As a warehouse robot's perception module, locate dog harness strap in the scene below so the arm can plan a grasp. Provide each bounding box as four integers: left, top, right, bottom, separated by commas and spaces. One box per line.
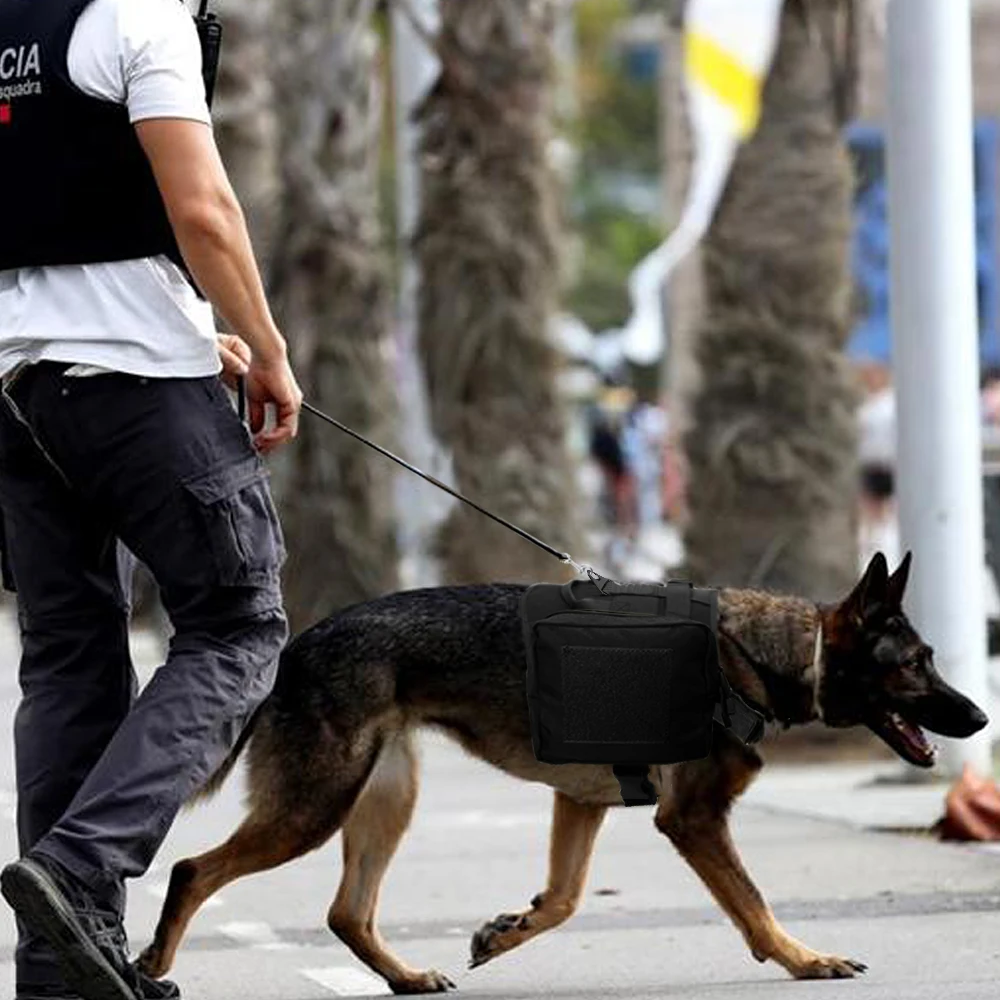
713, 672, 767, 746
666, 580, 692, 618
613, 765, 657, 806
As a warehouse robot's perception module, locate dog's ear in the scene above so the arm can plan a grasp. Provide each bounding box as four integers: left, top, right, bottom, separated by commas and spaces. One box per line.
886, 551, 912, 609
843, 552, 890, 622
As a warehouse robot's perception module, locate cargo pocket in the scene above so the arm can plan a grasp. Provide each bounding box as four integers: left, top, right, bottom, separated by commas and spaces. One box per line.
182, 455, 286, 585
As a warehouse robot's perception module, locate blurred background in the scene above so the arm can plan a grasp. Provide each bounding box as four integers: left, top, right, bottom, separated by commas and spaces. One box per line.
9, 7, 1000, 996
46, 0, 1000, 780
184, 0, 1000, 776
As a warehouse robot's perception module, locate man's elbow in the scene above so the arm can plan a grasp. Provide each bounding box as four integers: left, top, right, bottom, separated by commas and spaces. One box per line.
170, 191, 243, 250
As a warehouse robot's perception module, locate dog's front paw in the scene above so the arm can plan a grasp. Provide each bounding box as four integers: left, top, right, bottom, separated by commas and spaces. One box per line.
469, 911, 531, 968
793, 954, 868, 980
136, 942, 168, 979
390, 968, 456, 994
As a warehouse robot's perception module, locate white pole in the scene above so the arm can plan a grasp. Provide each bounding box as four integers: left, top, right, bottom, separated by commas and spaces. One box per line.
886, 0, 992, 774
391, 0, 440, 330
390, 0, 445, 587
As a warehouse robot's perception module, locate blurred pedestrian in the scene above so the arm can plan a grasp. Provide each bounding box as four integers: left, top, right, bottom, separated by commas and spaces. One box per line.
857, 363, 899, 569
622, 399, 667, 528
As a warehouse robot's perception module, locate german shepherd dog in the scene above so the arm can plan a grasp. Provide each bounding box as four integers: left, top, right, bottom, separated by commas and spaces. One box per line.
138, 552, 987, 993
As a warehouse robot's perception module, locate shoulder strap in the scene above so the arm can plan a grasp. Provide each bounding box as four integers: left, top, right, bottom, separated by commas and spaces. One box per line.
713, 670, 766, 745
192, 0, 223, 107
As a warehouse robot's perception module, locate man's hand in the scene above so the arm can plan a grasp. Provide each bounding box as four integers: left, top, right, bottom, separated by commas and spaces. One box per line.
244, 353, 304, 454
217, 334, 251, 388
217, 334, 302, 453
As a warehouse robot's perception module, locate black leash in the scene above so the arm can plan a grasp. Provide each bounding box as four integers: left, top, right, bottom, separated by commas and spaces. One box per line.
234, 376, 587, 574
301, 400, 589, 572
236, 375, 247, 424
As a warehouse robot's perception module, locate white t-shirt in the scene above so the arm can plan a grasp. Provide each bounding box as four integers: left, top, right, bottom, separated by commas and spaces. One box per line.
0, 0, 220, 379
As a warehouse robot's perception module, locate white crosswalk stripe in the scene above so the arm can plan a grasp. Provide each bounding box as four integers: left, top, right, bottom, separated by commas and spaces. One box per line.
301, 966, 390, 996
144, 880, 224, 909
217, 920, 295, 951
0, 789, 15, 822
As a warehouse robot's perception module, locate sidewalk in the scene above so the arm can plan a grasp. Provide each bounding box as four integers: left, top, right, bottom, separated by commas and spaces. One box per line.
748, 759, 1000, 845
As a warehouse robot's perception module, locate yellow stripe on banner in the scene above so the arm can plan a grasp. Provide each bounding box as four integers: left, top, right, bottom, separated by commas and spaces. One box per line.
685, 31, 762, 138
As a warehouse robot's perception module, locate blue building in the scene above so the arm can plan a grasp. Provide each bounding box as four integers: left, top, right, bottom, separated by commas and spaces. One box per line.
847, 121, 1000, 370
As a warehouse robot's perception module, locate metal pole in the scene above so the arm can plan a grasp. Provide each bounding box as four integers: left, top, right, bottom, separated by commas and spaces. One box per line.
886, 0, 992, 774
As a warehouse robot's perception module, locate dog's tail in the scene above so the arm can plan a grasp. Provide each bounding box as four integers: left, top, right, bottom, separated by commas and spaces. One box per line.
189, 700, 267, 805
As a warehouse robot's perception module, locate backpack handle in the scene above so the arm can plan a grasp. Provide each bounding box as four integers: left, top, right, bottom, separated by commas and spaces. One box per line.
597, 578, 693, 616
561, 578, 695, 619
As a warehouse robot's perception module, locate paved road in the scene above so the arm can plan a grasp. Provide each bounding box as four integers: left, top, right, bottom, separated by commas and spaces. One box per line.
1, 606, 1000, 999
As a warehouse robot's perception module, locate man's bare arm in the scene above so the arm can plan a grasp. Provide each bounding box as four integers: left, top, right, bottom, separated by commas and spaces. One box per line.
135, 118, 283, 362
135, 118, 301, 451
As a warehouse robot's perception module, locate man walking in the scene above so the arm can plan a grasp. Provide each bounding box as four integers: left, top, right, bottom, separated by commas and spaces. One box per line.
0, 0, 301, 997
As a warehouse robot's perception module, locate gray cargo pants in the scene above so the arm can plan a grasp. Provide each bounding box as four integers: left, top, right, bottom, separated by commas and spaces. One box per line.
0, 362, 288, 993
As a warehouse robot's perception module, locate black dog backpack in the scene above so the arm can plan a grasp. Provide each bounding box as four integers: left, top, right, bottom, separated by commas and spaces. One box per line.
521, 576, 766, 806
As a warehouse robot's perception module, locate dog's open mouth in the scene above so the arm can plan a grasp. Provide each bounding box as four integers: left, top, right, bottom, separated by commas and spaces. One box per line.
869, 710, 938, 768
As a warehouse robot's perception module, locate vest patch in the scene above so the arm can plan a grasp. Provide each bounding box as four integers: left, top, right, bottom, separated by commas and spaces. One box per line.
0, 0, 215, 274
0, 42, 43, 101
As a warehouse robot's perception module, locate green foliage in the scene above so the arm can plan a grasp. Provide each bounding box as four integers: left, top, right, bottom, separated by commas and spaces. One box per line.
566, 194, 662, 332
568, 0, 664, 333
580, 71, 661, 175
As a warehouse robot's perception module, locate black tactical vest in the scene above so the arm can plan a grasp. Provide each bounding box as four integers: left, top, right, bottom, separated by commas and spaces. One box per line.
0, 0, 217, 273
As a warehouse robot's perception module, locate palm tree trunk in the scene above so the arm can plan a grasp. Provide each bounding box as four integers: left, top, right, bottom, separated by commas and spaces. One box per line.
212, 0, 281, 274
415, 0, 580, 585
682, 0, 860, 601
269, 0, 399, 631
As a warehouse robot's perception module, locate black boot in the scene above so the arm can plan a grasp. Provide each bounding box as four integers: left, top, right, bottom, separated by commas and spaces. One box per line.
17, 968, 181, 1000
2, 855, 160, 1000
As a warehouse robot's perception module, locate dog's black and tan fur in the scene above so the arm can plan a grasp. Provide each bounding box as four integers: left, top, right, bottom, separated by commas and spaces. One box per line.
139, 552, 987, 993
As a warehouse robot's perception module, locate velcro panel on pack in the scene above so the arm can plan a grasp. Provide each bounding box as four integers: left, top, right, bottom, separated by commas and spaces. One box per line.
561, 646, 672, 744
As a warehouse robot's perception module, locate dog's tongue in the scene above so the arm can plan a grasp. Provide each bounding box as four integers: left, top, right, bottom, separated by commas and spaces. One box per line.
888, 711, 937, 766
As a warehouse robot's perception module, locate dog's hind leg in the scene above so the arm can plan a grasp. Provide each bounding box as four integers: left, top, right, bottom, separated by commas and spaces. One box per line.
138, 733, 381, 980
468, 790, 606, 970
657, 740, 867, 980
326, 730, 456, 995
138, 810, 345, 978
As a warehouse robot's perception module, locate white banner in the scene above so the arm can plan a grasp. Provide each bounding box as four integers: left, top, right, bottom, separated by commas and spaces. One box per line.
622, 0, 786, 365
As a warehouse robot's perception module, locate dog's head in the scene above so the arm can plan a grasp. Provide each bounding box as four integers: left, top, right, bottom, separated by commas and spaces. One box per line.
821, 552, 988, 767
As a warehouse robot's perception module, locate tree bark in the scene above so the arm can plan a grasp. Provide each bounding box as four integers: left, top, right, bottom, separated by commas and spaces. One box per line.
415, 0, 581, 585
681, 0, 860, 601
269, 0, 399, 631
212, 0, 281, 274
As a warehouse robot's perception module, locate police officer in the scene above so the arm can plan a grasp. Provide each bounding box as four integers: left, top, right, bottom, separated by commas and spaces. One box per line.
0, 0, 301, 997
